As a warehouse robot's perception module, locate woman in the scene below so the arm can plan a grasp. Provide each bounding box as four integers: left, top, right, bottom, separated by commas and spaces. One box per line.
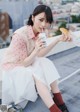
1, 5, 70, 112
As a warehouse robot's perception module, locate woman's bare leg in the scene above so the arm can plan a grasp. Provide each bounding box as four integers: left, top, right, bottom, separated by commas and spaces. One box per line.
50, 80, 64, 105
50, 80, 60, 93
34, 77, 54, 108
50, 80, 69, 112
34, 77, 62, 112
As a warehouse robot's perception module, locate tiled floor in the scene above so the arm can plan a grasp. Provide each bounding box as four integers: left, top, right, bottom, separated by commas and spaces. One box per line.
23, 47, 80, 112
60, 72, 80, 112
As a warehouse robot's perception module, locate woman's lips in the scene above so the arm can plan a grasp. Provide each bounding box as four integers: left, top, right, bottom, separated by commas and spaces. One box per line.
39, 28, 45, 32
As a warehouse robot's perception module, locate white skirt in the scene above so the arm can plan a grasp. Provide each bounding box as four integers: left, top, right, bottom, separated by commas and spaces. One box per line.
2, 57, 60, 105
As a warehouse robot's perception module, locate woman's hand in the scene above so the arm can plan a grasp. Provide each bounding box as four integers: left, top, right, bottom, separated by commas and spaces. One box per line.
58, 33, 72, 42
34, 38, 46, 53
59, 28, 72, 42
22, 38, 46, 66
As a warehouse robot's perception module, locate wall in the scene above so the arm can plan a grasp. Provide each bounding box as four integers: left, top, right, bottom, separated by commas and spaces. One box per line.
0, 0, 38, 31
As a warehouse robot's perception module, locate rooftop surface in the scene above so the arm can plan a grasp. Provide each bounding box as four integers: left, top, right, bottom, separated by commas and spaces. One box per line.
23, 47, 80, 112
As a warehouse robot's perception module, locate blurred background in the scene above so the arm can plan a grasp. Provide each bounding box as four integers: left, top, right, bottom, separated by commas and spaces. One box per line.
0, 1, 80, 111
0, 0, 80, 48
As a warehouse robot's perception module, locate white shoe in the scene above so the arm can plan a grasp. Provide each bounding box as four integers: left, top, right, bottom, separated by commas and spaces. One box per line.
8, 108, 16, 112
0, 105, 7, 112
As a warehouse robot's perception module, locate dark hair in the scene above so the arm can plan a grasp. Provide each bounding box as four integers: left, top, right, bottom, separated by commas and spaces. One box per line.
27, 5, 53, 26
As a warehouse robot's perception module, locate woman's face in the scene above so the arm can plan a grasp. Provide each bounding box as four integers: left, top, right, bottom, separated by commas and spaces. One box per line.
32, 12, 50, 34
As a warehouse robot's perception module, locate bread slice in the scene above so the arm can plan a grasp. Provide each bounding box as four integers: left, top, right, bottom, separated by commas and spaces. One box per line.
60, 28, 69, 35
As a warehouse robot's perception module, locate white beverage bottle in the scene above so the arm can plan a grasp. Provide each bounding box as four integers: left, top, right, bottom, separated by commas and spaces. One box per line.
38, 32, 47, 46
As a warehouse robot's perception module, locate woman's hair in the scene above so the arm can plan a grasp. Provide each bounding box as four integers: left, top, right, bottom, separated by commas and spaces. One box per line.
27, 5, 53, 26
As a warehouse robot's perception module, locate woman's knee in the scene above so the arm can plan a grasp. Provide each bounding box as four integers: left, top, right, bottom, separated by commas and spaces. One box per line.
32, 75, 39, 84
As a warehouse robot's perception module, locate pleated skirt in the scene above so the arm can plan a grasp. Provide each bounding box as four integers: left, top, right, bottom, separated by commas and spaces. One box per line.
2, 57, 60, 105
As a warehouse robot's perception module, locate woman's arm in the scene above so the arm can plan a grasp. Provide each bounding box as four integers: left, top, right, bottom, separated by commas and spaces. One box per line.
22, 49, 38, 67
37, 34, 71, 57
22, 38, 45, 67
37, 37, 60, 57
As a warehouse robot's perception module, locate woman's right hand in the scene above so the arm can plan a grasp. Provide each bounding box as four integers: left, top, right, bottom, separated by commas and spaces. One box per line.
22, 38, 46, 67
34, 38, 46, 53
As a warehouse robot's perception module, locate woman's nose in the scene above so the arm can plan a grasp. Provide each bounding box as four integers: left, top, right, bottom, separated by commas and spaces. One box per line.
42, 21, 46, 27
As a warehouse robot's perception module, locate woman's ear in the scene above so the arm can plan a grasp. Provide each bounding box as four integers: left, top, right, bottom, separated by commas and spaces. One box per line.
32, 15, 35, 22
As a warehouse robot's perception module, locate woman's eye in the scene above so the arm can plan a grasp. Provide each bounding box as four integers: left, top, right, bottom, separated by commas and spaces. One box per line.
39, 19, 44, 22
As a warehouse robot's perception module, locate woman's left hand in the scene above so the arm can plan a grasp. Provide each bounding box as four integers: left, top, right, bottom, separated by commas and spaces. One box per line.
58, 33, 72, 42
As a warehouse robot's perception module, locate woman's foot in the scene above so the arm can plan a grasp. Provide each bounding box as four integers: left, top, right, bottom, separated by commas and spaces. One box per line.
53, 92, 64, 106
53, 92, 69, 112
58, 103, 69, 112
49, 104, 62, 112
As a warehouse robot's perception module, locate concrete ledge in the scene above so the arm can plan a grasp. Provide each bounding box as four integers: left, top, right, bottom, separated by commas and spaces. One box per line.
46, 36, 75, 56
46, 30, 80, 56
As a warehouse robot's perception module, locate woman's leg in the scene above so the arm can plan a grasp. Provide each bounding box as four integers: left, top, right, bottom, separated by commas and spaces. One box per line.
50, 80, 64, 105
34, 77, 54, 108
50, 80, 69, 112
34, 77, 62, 112
50, 80, 60, 93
